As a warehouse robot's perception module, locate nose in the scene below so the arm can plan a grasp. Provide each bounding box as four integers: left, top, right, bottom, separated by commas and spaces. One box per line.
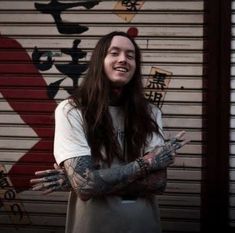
118, 52, 127, 63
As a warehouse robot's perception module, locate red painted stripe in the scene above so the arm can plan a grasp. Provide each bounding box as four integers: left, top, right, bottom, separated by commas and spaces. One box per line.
0, 35, 57, 191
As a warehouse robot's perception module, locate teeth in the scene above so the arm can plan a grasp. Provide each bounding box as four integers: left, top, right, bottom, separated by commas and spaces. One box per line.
115, 67, 128, 72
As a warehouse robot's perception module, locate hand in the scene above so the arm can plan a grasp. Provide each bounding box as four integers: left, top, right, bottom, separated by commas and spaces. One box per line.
30, 163, 71, 194
144, 131, 189, 170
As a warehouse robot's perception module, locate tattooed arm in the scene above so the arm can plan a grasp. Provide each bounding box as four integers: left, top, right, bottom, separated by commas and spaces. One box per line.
63, 131, 187, 201
63, 155, 139, 200
31, 131, 187, 198
123, 169, 167, 196
30, 164, 166, 196
31, 163, 166, 195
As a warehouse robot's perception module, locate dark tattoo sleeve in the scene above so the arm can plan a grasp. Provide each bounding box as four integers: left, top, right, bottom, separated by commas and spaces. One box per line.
63, 134, 186, 200
63, 156, 142, 200
144, 137, 183, 171
124, 169, 167, 196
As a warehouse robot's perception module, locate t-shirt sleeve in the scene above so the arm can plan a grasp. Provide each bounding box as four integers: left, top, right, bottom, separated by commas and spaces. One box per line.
53, 100, 91, 165
143, 105, 165, 154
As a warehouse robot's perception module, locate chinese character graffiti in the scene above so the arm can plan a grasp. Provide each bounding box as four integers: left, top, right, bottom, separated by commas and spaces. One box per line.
146, 71, 167, 90
0, 164, 31, 224
32, 39, 88, 98
114, 0, 145, 22
145, 91, 163, 107
144, 67, 172, 108
33, 0, 101, 99
121, 0, 140, 11
32, 47, 54, 71
35, 0, 100, 34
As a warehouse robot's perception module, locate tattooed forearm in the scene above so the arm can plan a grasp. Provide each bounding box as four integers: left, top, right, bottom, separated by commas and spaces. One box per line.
31, 163, 166, 196
125, 169, 167, 196
63, 156, 142, 200
63, 131, 188, 200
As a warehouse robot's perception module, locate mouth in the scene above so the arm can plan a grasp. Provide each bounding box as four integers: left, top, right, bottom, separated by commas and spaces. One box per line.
114, 67, 129, 73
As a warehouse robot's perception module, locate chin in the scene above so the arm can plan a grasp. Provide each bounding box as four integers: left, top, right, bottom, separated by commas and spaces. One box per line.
111, 82, 127, 87
111, 78, 131, 87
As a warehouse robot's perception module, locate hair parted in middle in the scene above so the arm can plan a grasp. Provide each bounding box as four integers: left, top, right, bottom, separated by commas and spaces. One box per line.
70, 31, 161, 165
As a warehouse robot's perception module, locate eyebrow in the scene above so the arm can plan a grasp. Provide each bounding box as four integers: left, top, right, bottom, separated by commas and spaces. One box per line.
109, 46, 135, 54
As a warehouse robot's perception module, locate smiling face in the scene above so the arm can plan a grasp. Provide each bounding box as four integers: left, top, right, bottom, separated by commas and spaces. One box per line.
104, 35, 136, 87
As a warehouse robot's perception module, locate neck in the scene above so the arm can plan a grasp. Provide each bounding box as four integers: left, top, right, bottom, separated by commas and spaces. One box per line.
109, 86, 124, 106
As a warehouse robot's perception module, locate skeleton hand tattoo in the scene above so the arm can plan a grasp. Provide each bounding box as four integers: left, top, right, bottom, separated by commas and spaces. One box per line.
30, 164, 71, 194
144, 130, 188, 171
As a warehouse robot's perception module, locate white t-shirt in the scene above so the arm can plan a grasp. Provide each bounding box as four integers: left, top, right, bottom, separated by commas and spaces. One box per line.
54, 99, 165, 233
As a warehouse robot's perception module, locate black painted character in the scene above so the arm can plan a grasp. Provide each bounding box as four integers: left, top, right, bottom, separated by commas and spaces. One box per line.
121, 0, 140, 11
35, 0, 100, 34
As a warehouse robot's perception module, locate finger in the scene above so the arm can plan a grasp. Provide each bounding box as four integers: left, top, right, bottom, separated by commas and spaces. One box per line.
54, 163, 62, 170
44, 175, 61, 182
30, 177, 46, 184
43, 181, 57, 189
30, 174, 60, 185
175, 130, 186, 140
35, 169, 60, 177
32, 180, 58, 191
32, 183, 44, 191
169, 138, 190, 154
53, 164, 65, 174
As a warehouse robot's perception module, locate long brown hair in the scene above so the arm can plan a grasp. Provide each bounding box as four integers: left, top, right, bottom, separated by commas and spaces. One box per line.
70, 31, 160, 165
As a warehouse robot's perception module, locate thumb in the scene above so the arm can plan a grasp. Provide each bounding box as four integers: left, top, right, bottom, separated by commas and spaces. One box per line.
54, 163, 60, 170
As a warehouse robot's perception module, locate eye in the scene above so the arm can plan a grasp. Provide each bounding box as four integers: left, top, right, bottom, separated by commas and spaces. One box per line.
110, 52, 118, 56
108, 49, 119, 56
127, 54, 135, 60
